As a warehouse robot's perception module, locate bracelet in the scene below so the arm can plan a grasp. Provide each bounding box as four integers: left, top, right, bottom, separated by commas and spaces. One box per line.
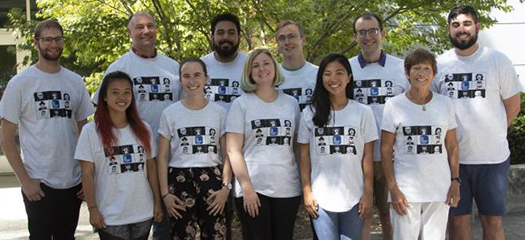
88, 205, 97, 210
162, 193, 170, 199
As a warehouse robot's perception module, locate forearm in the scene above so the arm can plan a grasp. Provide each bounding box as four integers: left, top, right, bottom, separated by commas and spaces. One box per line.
381, 146, 397, 190
362, 142, 374, 195
157, 136, 171, 195
298, 144, 313, 193
80, 163, 97, 208
147, 159, 162, 205
228, 151, 253, 190
1, 127, 31, 184
504, 93, 521, 127
219, 136, 232, 184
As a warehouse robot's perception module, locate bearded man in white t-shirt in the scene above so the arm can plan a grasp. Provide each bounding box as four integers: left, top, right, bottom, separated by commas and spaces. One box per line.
274, 20, 318, 111
0, 19, 94, 239
201, 13, 248, 111
433, 6, 523, 240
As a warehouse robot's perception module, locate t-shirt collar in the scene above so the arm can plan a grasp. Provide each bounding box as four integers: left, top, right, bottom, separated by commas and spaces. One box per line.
131, 47, 157, 59
358, 51, 386, 68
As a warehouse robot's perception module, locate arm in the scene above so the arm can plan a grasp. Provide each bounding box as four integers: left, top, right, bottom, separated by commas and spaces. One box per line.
0, 119, 44, 201
76, 119, 88, 135
298, 143, 318, 218
80, 160, 106, 229
359, 141, 374, 219
444, 129, 460, 207
146, 157, 163, 222
381, 130, 408, 215
157, 135, 185, 219
226, 132, 260, 217
504, 93, 521, 128
207, 135, 233, 215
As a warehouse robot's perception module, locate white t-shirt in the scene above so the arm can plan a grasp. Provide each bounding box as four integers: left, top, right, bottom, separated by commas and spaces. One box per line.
277, 62, 318, 111
433, 46, 523, 164
381, 93, 457, 202
201, 52, 248, 111
297, 101, 378, 212
74, 122, 156, 225
0, 65, 94, 189
349, 54, 409, 161
226, 92, 301, 198
92, 51, 182, 137
158, 101, 227, 168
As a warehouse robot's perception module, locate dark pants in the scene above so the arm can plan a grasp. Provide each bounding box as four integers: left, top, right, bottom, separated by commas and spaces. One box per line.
22, 183, 82, 240
235, 193, 300, 240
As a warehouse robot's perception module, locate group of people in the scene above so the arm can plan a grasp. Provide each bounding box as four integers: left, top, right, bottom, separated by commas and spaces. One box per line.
0, 4, 521, 240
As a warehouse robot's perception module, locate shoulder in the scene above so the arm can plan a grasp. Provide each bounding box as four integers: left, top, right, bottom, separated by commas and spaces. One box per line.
163, 101, 183, 114
60, 67, 83, 83
436, 48, 456, 63
82, 121, 97, 135
208, 101, 227, 114
279, 92, 300, 104
305, 61, 319, 71
106, 52, 132, 72
4, 66, 36, 87
157, 53, 180, 66
200, 52, 215, 63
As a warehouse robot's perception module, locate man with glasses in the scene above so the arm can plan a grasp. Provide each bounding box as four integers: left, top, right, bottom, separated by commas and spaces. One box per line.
0, 19, 93, 239
91, 12, 182, 240
348, 12, 408, 240
275, 20, 318, 111
433, 6, 522, 240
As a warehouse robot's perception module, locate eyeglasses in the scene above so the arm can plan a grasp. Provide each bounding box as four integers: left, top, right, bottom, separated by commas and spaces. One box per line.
36, 36, 64, 45
277, 34, 299, 43
355, 28, 380, 37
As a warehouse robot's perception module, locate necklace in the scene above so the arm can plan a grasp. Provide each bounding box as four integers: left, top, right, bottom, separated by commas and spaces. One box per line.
407, 90, 431, 111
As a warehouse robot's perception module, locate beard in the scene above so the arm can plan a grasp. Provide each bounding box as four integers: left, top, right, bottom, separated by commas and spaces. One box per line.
449, 31, 478, 50
37, 44, 62, 61
213, 40, 239, 58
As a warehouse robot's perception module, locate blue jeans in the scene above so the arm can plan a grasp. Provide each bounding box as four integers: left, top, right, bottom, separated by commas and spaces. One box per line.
313, 204, 363, 240
151, 202, 170, 240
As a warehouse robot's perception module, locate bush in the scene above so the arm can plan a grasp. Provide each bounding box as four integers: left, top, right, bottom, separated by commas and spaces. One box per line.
508, 93, 525, 165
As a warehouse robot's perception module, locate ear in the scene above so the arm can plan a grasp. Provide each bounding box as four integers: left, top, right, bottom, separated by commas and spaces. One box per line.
476, 22, 481, 32
380, 29, 386, 39
127, 27, 132, 38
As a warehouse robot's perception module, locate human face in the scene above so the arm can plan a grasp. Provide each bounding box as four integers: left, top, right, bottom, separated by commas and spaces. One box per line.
407, 62, 434, 91
34, 28, 64, 61
180, 62, 208, 96
251, 53, 276, 87
322, 61, 351, 98
448, 13, 480, 50
353, 18, 385, 55
212, 21, 240, 58
128, 14, 157, 50
105, 79, 133, 114
276, 24, 305, 58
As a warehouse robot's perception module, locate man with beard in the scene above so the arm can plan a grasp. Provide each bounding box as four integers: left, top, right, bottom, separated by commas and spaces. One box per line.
0, 19, 93, 239
92, 12, 181, 240
274, 20, 318, 111
201, 13, 248, 110
433, 6, 523, 240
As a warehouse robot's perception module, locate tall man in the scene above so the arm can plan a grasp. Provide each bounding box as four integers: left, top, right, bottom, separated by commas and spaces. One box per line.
348, 12, 409, 240
92, 12, 182, 240
274, 20, 318, 111
201, 13, 248, 111
0, 19, 94, 239
433, 6, 522, 240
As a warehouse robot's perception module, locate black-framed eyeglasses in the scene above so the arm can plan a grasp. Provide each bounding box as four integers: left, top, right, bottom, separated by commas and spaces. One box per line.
36, 36, 64, 44
355, 28, 380, 37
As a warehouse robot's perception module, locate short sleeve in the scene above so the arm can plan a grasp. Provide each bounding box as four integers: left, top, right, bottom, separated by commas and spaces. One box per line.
74, 125, 95, 162
225, 98, 245, 134
147, 125, 157, 159
496, 53, 524, 99
158, 109, 172, 139
219, 106, 227, 137
293, 101, 301, 135
446, 98, 458, 130
75, 82, 95, 121
362, 106, 379, 143
0, 79, 22, 124
381, 100, 397, 133
297, 108, 312, 144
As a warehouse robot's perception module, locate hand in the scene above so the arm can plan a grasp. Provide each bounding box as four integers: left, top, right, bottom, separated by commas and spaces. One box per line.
358, 193, 373, 219
206, 188, 229, 216
153, 202, 163, 222
390, 187, 409, 216
89, 208, 106, 229
446, 182, 461, 207
22, 179, 45, 202
242, 188, 261, 218
76, 188, 84, 200
303, 191, 319, 218
163, 194, 186, 219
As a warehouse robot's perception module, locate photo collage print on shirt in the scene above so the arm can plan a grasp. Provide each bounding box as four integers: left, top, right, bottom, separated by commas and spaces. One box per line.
177, 126, 218, 155
281, 87, 314, 110
133, 76, 174, 102
443, 72, 486, 99
105, 144, 146, 175
205, 78, 241, 103
353, 79, 396, 105
34, 91, 73, 119
252, 119, 293, 146
402, 125, 443, 155
314, 126, 358, 155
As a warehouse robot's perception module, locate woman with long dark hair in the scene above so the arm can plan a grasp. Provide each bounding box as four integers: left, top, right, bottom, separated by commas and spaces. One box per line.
298, 54, 377, 239
75, 71, 163, 240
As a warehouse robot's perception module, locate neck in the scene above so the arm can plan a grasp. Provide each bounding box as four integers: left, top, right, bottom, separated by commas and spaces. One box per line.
254, 85, 278, 103
182, 93, 208, 110
133, 45, 156, 58
35, 59, 61, 73
455, 43, 479, 57
407, 87, 432, 105
282, 55, 306, 70
214, 51, 238, 63
109, 111, 128, 128
330, 94, 349, 110
361, 49, 382, 63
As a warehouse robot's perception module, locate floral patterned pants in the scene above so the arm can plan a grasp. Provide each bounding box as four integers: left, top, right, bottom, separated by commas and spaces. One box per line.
167, 166, 227, 240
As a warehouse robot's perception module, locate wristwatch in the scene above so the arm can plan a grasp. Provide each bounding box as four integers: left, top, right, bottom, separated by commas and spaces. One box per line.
451, 177, 461, 183
222, 182, 233, 190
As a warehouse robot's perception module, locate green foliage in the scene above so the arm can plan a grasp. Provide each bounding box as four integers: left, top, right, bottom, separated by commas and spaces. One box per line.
508, 93, 525, 165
